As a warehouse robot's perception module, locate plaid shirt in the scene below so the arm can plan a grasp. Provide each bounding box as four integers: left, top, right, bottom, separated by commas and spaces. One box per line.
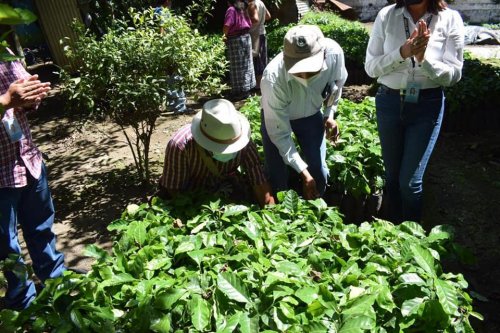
160, 124, 267, 191
0, 60, 42, 188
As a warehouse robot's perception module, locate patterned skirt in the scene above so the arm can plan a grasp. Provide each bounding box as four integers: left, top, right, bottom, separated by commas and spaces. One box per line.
226, 33, 256, 94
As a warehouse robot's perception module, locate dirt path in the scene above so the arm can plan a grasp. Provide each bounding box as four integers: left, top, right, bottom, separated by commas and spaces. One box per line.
29, 91, 194, 271
19, 88, 500, 333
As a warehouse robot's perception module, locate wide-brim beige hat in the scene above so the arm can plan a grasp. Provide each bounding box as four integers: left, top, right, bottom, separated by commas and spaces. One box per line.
283, 25, 325, 74
191, 99, 250, 154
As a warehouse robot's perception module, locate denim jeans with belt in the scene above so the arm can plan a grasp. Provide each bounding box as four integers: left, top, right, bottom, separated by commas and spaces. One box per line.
376, 85, 444, 222
0, 163, 65, 310
261, 110, 328, 196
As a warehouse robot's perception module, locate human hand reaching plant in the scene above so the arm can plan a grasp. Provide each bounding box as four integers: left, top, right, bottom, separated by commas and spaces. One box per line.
324, 117, 339, 144
301, 170, 319, 199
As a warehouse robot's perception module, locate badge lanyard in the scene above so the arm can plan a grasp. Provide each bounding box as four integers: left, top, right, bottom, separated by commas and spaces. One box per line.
403, 14, 433, 104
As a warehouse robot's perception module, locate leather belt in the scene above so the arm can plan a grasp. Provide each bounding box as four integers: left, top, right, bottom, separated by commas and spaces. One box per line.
379, 84, 443, 96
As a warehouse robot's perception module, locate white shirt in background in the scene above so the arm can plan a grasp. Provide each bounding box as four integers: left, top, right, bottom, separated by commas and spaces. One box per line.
365, 4, 465, 90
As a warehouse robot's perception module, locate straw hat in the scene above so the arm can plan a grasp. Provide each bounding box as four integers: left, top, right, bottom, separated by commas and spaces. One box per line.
191, 99, 250, 154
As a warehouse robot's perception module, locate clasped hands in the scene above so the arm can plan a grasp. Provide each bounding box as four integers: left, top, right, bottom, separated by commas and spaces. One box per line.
400, 19, 431, 63
0, 75, 51, 110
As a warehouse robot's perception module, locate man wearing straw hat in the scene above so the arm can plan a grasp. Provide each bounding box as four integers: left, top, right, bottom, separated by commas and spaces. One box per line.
260, 24, 348, 199
158, 99, 274, 207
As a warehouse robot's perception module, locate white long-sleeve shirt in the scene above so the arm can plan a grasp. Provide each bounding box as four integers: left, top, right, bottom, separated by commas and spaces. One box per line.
261, 38, 347, 174
365, 4, 464, 89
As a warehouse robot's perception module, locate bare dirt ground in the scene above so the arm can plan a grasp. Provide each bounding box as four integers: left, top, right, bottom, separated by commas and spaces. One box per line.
9, 80, 500, 332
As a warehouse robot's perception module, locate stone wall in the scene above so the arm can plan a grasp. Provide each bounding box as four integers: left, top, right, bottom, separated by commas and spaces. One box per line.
341, 0, 500, 23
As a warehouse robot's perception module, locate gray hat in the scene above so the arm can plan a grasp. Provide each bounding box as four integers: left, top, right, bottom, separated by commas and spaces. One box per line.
283, 25, 325, 74
191, 99, 250, 154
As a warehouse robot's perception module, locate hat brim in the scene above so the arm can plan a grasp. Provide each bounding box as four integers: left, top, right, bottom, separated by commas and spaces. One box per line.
284, 48, 325, 74
191, 111, 251, 154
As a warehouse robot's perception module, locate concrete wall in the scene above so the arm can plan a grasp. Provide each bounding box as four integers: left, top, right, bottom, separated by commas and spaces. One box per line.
342, 0, 500, 23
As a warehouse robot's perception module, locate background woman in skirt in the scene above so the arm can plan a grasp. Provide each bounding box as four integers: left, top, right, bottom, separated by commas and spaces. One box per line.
223, 0, 256, 100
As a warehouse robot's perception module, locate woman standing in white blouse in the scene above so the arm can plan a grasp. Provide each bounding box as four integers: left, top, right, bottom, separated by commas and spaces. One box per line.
365, 0, 464, 223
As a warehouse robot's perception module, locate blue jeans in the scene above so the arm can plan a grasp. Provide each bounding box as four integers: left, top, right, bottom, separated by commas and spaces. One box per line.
376, 85, 444, 222
0, 163, 65, 310
261, 110, 328, 196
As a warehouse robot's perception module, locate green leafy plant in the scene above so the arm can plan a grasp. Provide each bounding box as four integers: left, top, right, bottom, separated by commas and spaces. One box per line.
0, 192, 481, 331
61, 8, 227, 184
240, 96, 385, 200
266, 11, 370, 70
327, 97, 384, 198
445, 52, 500, 115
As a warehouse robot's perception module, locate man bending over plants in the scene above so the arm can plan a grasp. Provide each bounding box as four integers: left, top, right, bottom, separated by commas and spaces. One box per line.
0, 54, 66, 310
261, 25, 348, 199
158, 99, 275, 207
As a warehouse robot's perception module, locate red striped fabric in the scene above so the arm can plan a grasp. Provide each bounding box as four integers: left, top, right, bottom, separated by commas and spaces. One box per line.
159, 124, 267, 190
0, 60, 43, 188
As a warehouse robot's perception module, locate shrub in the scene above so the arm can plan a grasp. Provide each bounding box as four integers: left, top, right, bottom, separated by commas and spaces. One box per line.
299, 11, 369, 70
266, 11, 370, 73
0, 192, 480, 331
445, 52, 500, 115
62, 8, 227, 184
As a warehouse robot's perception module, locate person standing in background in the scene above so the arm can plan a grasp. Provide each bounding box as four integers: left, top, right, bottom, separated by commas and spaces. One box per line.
248, 0, 271, 89
365, 0, 464, 222
223, 0, 256, 101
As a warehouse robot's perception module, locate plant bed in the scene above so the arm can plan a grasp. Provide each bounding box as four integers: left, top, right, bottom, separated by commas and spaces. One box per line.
0, 192, 481, 331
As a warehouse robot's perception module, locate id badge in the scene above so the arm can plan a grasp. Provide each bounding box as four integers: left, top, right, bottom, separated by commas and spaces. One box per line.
2, 116, 24, 142
404, 80, 421, 104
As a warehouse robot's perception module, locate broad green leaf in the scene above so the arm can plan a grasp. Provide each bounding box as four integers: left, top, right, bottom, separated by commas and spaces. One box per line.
401, 297, 424, 317
339, 315, 375, 333
0, 4, 37, 25
127, 221, 147, 246
275, 261, 304, 276
69, 309, 84, 330
190, 294, 210, 331
98, 273, 135, 289
307, 300, 325, 317
223, 204, 249, 217
155, 288, 186, 310
273, 307, 291, 331
399, 273, 425, 285
295, 286, 319, 304
243, 220, 260, 240
239, 312, 259, 333
303, 321, 328, 333
279, 301, 296, 319
83, 244, 109, 262
375, 285, 395, 312
410, 244, 436, 277
342, 294, 376, 316
435, 278, 459, 315
399, 221, 426, 237
146, 257, 171, 271
217, 272, 251, 304
217, 311, 241, 333
150, 315, 171, 333
282, 190, 299, 213
297, 237, 315, 248
175, 241, 195, 255
191, 220, 208, 234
